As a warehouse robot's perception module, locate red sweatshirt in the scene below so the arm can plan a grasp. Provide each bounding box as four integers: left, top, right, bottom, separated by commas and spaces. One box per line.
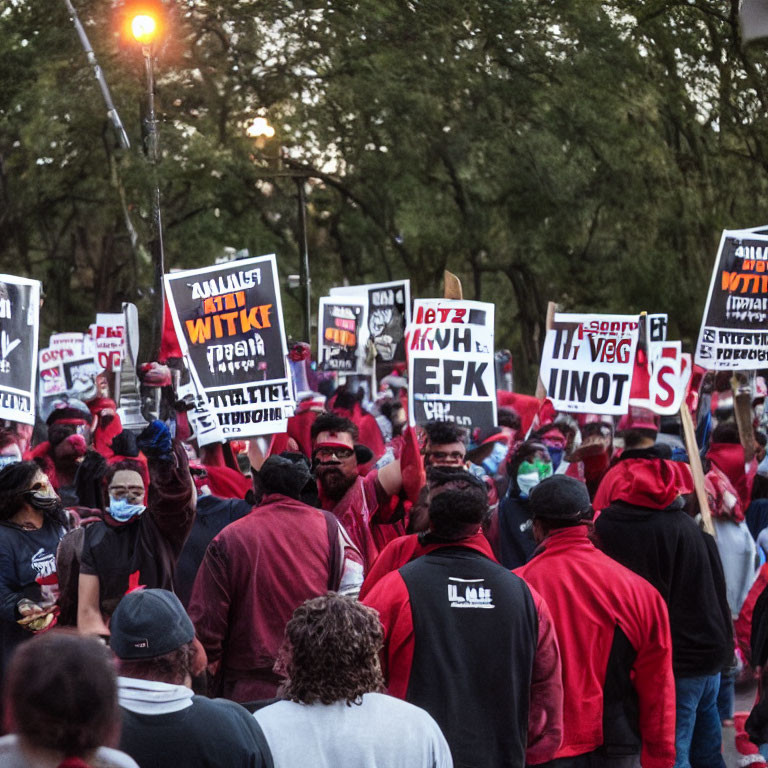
516, 526, 675, 768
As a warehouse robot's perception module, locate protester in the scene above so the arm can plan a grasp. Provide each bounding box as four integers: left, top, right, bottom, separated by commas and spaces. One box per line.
1, 631, 138, 768
310, 412, 408, 569
516, 475, 676, 768
497, 438, 553, 568
27, 402, 91, 505
254, 594, 453, 767
359, 466, 492, 600
363, 485, 563, 766
173, 474, 253, 608
189, 455, 364, 701
111, 589, 273, 767
0, 461, 68, 677
77, 421, 195, 635
0, 428, 21, 470
593, 422, 732, 768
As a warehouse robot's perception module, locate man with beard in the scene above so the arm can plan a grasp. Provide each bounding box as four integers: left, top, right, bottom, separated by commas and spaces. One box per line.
311, 413, 407, 571
0, 461, 69, 678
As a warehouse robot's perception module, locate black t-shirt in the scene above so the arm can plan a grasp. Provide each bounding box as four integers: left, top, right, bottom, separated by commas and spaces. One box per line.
120, 696, 273, 768
80, 513, 177, 617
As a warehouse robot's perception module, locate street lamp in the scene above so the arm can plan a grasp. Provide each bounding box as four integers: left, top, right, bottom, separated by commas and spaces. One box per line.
246, 117, 312, 345
130, 7, 165, 363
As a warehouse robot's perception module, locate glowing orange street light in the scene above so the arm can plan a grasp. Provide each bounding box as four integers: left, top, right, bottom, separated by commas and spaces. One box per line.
131, 13, 157, 45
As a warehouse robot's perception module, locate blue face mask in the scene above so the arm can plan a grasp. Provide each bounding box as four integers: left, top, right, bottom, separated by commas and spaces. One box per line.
482, 442, 508, 477
108, 496, 146, 523
547, 447, 564, 471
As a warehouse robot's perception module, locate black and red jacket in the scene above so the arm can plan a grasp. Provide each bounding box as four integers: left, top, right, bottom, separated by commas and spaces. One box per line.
363, 538, 563, 766
593, 447, 732, 679
516, 526, 675, 768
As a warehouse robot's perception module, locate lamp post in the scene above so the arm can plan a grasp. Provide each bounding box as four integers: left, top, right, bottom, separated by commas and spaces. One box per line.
246, 117, 312, 344
131, 11, 165, 362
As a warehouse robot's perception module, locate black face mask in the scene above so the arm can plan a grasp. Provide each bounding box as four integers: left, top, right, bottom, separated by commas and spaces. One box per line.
25, 491, 60, 511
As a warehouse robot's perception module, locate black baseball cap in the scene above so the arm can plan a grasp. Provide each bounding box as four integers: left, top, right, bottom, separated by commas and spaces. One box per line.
110, 589, 195, 660
529, 474, 592, 523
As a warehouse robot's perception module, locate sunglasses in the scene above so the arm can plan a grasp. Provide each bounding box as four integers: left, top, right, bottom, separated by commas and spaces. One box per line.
315, 446, 355, 461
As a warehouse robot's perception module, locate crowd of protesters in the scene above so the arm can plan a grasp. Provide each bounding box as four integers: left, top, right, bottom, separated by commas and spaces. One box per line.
1, 355, 768, 768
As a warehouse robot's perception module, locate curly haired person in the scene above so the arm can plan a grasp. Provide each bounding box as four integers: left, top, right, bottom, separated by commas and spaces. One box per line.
253, 593, 452, 767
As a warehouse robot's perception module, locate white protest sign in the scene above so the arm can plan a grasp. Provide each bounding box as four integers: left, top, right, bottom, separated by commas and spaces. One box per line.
408, 299, 496, 431
630, 341, 692, 416
91, 313, 125, 371
539, 313, 639, 415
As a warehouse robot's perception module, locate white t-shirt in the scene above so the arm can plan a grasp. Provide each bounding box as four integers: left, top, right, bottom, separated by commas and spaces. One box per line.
253, 692, 453, 768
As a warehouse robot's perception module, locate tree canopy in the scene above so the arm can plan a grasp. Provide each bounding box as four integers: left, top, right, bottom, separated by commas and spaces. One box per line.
1, 0, 768, 388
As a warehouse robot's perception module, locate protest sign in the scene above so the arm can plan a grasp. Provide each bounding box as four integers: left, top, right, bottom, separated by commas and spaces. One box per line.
0, 275, 40, 425
629, 314, 691, 415
318, 296, 366, 373
696, 229, 768, 369
91, 313, 125, 371
539, 313, 639, 415
330, 279, 410, 375
49, 332, 86, 354
165, 254, 294, 439
408, 299, 497, 431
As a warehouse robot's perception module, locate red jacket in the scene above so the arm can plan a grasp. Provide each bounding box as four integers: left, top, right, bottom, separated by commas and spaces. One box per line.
363, 538, 563, 766
188, 492, 363, 702
516, 526, 675, 768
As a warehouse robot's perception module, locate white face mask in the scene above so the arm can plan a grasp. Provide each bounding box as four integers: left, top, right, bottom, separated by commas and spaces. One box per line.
516, 472, 540, 499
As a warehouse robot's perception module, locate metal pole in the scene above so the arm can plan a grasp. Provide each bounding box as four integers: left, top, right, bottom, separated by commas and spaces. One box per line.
141, 45, 165, 362
62, 0, 130, 150
295, 176, 311, 344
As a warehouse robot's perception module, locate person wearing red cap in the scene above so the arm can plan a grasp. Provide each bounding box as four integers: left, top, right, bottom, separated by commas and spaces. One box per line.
593, 407, 732, 768
516, 475, 675, 768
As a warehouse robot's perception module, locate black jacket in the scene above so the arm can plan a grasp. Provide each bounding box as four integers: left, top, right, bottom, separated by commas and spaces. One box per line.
595, 497, 732, 678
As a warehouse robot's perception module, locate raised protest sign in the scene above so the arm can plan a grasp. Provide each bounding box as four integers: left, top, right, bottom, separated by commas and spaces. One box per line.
91, 313, 125, 371
629, 314, 691, 415
539, 313, 639, 415
165, 254, 294, 439
318, 296, 366, 373
0, 275, 40, 425
696, 229, 768, 369
408, 299, 497, 431
330, 279, 410, 375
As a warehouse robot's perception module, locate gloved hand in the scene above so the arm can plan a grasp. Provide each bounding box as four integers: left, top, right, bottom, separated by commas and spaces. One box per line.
137, 420, 173, 461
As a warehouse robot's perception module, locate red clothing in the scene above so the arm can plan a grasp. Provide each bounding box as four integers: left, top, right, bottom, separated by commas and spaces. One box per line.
516, 526, 675, 768
203, 464, 252, 500
736, 561, 768, 664
363, 540, 563, 766
593, 455, 693, 513
324, 471, 399, 571
707, 441, 755, 512
188, 492, 363, 702
359, 530, 495, 600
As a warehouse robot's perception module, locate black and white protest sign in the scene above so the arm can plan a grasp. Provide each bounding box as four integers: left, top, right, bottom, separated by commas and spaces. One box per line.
0, 275, 40, 425
408, 299, 497, 431
165, 254, 294, 438
318, 297, 366, 373
696, 229, 768, 369
539, 313, 639, 415
330, 280, 410, 375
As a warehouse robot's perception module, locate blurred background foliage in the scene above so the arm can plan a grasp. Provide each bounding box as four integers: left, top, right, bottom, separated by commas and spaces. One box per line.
2, 0, 768, 389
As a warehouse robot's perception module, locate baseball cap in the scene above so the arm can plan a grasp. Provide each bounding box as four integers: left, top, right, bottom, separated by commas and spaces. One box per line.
110, 589, 195, 660
529, 474, 592, 523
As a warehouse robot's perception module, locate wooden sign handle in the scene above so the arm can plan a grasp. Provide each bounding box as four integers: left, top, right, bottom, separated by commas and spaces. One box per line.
443, 270, 463, 300
680, 405, 715, 536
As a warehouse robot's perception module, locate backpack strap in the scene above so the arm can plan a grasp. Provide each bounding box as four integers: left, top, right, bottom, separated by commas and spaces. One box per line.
320, 508, 344, 592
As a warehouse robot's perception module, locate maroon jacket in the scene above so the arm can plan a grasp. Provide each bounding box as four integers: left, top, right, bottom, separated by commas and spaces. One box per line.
189, 493, 363, 702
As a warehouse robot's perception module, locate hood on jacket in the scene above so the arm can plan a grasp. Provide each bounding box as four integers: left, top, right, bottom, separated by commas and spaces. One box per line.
595, 455, 693, 511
